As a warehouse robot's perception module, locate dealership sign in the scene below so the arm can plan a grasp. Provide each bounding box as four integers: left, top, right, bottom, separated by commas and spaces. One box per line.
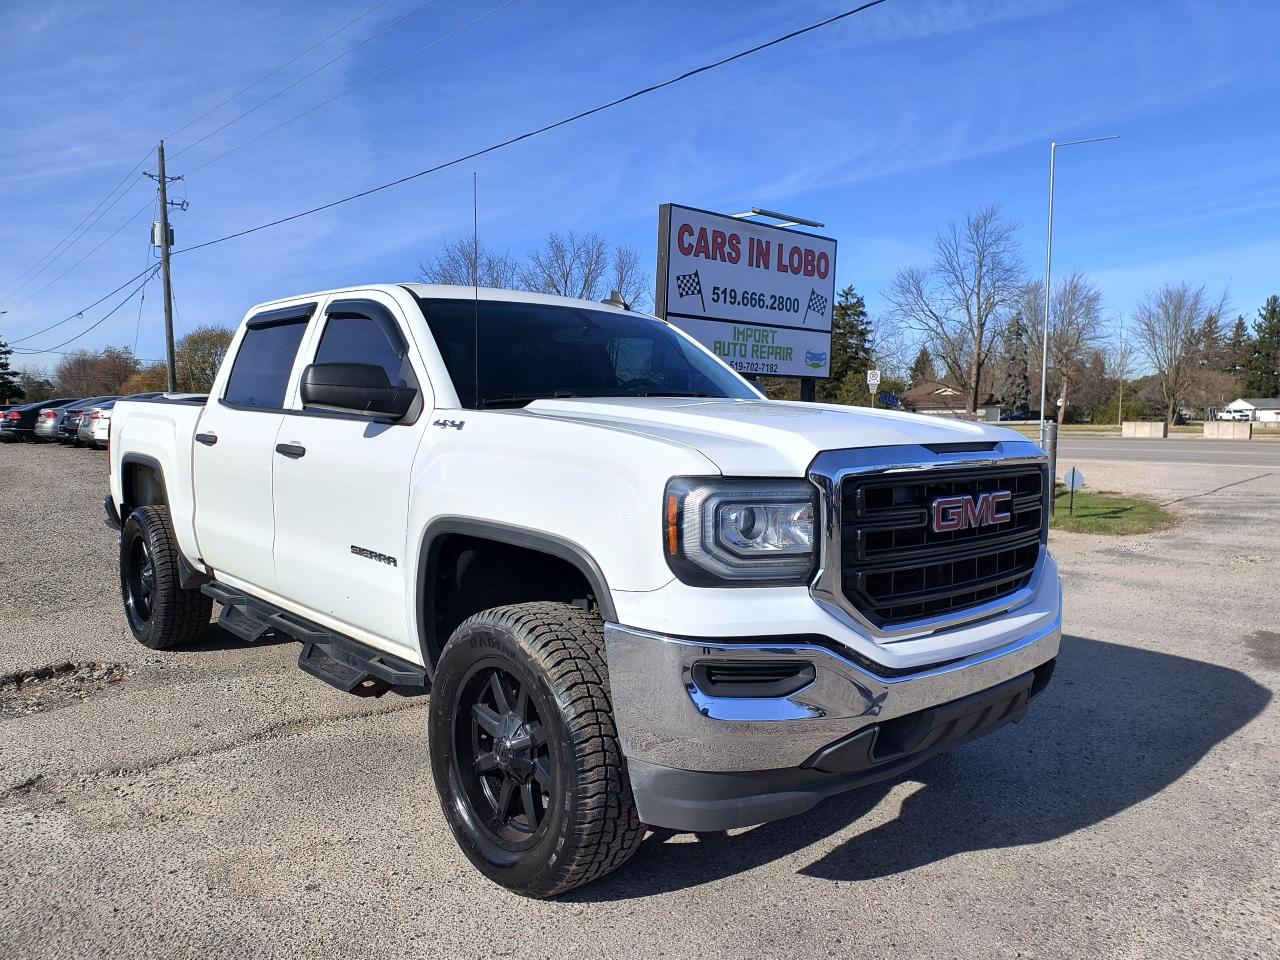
655, 203, 837, 378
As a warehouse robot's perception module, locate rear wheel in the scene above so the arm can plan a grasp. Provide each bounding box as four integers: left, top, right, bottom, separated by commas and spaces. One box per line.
119, 505, 212, 649
428, 602, 643, 897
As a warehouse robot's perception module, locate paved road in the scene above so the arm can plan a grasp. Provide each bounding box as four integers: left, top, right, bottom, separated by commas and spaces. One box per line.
1058, 435, 1280, 467
1, 443, 1277, 960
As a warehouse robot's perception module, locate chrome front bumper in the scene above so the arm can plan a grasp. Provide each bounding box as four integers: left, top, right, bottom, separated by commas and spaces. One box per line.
604, 616, 1062, 774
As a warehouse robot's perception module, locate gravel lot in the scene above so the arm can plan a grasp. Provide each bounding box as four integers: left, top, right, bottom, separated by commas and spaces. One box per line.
1, 439, 1277, 960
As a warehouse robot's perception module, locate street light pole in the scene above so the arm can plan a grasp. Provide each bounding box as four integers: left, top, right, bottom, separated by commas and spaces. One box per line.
1038, 135, 1119, 451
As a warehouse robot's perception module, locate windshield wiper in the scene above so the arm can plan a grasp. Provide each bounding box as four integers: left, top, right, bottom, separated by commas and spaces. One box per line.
480, 391, 578, 408
641, 391, 709, 398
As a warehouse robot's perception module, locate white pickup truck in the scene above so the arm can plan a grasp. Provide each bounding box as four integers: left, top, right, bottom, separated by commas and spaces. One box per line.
108, 283, 1062, 897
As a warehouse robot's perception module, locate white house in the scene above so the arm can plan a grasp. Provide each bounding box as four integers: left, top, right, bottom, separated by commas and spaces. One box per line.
1223, 398, 1280, 422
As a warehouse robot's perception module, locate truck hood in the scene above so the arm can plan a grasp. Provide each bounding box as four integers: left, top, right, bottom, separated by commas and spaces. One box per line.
520, 397, 1029, 476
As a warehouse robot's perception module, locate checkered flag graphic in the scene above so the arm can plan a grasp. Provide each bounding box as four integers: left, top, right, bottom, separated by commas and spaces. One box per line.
675, 269, 706, 312
798, 289, 829, 327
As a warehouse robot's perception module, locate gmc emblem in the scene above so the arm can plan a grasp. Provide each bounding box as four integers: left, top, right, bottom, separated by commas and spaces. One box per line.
931, 491, 1012, 533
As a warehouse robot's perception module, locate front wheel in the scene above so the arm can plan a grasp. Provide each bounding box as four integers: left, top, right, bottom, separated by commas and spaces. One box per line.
119, 505, 212, 649
428, 602, 643, 897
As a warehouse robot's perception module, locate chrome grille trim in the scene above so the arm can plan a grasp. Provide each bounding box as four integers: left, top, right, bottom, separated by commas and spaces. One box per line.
807, 440, 1049, 642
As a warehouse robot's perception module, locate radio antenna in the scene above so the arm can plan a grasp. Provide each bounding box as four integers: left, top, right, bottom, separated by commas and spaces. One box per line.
472, 171, 480, 409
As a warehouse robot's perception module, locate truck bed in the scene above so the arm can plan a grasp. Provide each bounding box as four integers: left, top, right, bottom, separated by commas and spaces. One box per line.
108, 396, 206, 569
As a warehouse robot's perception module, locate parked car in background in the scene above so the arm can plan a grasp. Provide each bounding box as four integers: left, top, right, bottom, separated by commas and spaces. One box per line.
82, 393, 169, 449
89, 402, 117, 448
57, 397, 117, 445
1, 398, 80, 442
34, 399, 85, 441
78, 403, 112, 445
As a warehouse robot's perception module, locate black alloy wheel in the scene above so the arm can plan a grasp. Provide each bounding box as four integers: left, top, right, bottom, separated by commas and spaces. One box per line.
123, 533, 156, 630
455, 663, 555, 846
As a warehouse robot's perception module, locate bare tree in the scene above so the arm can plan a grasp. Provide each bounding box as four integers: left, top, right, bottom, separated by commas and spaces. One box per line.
1132, 282, 1228, 424
55, 347, 140, 396
1021, 273, 1104, 424
519, 232, 610, 301
609, 245, 651, 310
417, 237, 521, 289
15, 365, 56, 403
885, 205, 1022, 414
1108, 325, 1137, 424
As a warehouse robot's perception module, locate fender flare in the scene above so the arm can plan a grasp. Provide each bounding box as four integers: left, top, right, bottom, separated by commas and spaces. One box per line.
118, 452, 167, 513
117, 453, 209, 590
415, 517, 617, 674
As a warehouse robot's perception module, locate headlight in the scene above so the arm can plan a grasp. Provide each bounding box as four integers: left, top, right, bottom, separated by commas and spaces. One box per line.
664, 478, 817, 584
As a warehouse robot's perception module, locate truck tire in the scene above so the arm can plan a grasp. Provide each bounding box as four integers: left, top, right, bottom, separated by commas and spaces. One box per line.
119, 505, 212, 650
428, 602, 643, 897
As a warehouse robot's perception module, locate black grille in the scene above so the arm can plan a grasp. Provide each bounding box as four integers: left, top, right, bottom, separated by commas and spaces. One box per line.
839, 464, 1046, 627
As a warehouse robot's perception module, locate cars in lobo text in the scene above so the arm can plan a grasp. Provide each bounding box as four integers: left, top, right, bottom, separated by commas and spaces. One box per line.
108, 283, 1063, 897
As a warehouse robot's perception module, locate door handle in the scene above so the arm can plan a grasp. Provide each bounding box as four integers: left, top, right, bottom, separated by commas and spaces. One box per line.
195, 432, 218, 446
275, 442, 306, 459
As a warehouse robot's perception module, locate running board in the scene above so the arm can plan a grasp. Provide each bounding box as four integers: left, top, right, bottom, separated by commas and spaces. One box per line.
200, 582, 428, 698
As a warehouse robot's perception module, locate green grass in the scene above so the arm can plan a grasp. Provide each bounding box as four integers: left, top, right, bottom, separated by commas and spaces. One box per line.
1050, 489, 1175, 535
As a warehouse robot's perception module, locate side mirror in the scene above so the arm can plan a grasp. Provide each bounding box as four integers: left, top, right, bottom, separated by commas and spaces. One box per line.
300, 363, 417, 420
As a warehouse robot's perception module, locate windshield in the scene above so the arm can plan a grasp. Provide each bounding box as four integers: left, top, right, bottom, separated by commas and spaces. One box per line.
416, 297, 758, 409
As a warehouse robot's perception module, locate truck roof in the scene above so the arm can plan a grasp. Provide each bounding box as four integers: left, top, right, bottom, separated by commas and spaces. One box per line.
247, 283, 640, 318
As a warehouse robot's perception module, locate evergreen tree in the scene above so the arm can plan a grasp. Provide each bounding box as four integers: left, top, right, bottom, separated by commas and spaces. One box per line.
998, 311, 1031, 416
909, 347, 937, 386
1245, 295, 1280, 397
0, 333, 25, 403
817, 285, 874, 405
1197, 310, 1225, 370
1224, 314, 1252, 376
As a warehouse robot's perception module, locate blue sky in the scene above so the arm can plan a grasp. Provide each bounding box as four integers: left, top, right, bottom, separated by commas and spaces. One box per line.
2, 0, 1277, 371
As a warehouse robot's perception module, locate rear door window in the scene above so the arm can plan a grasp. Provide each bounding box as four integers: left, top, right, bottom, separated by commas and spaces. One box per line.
224, 314, 311, 408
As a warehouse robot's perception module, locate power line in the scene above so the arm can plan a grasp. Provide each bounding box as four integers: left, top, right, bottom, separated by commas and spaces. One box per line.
177, 0, 891, 256
187, 0, 516, 177
164, 0, 391, 143
13, 267, 160, 356
16, 0, 892, 356
6, 197, 156, 312
170, 0, 442, 161
0, 3, 393, 308
134, 194, 159, 353
9, 263, 158, 345
0, 148, 151, 303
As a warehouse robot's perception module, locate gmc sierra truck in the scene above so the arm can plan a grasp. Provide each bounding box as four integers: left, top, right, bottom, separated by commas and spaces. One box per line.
107, 283, 1062, 897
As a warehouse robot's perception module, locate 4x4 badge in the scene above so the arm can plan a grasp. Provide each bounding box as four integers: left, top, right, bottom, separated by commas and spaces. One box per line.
433, 419, 465, 430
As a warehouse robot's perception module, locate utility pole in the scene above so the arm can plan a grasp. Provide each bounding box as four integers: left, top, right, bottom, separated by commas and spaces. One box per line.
156, 141, 177, 393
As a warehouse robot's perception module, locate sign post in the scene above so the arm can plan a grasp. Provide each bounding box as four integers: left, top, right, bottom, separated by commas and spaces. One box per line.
866, 368, 880, 407
655, 204, 837, 388
1063, 466, 1085, 517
